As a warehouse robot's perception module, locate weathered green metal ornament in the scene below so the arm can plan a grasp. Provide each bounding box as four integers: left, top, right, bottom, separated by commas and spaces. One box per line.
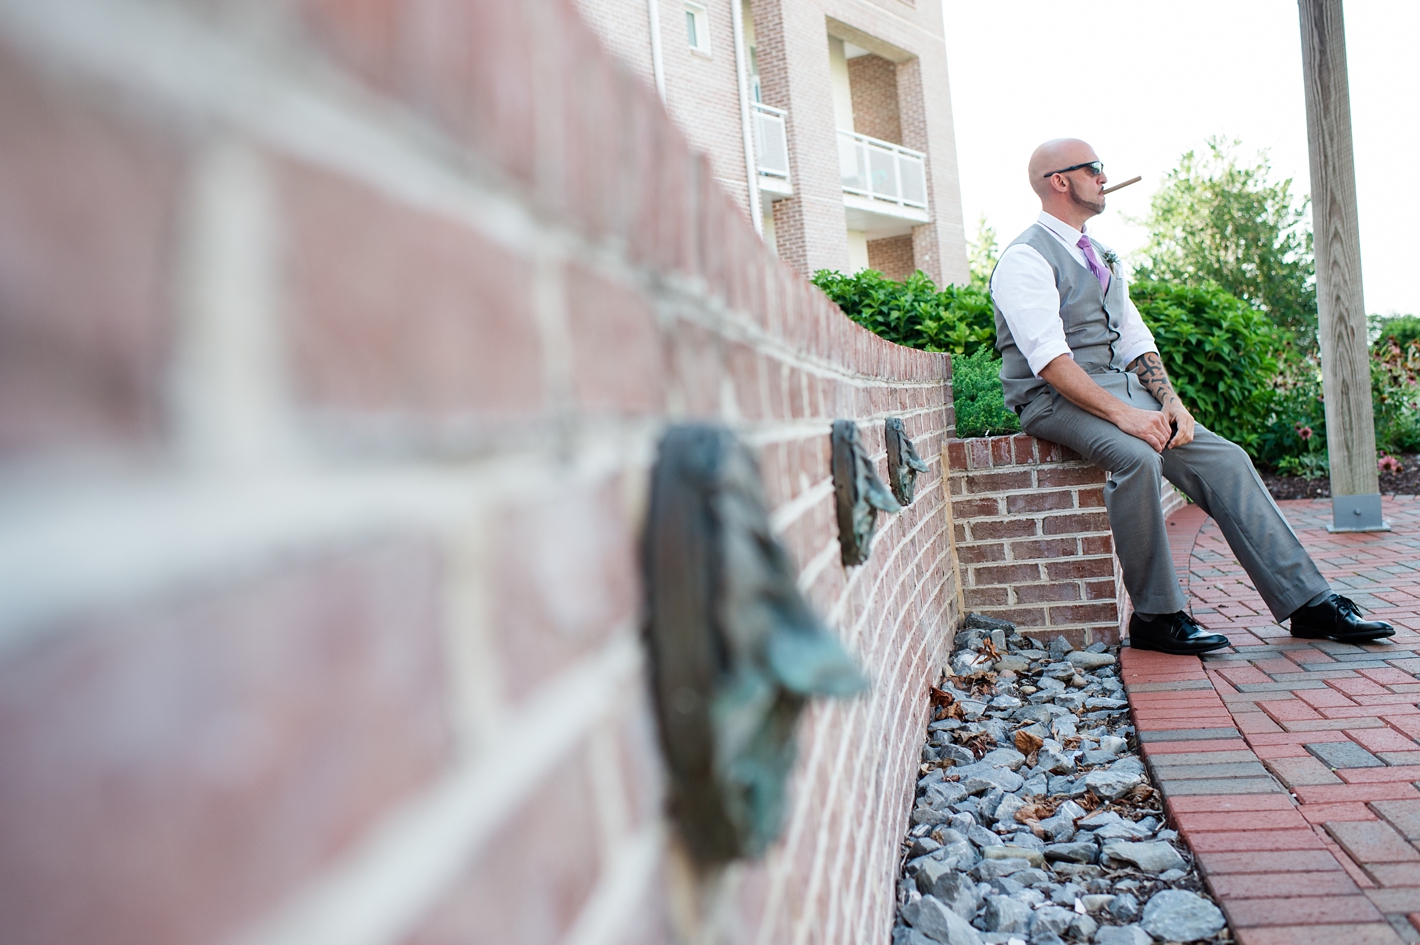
642, 424, 868, 864
884, 416, 931, 506
831, 419, 901, 566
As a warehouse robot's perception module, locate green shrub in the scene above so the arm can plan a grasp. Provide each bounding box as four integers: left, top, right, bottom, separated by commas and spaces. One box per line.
951, 345, 1019, 438
1372, 338, 1420, 455
1253, 353, 1327, 469
810, 269, 995, 356
1371, 314, 1420, 355
1130, 280, 1281, 454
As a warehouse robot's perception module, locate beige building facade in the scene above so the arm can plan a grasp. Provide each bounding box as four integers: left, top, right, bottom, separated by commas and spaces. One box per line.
575, 0, 971, 285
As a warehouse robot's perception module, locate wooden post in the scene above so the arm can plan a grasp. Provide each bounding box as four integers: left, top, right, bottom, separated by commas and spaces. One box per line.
1298, 0, 1384, 531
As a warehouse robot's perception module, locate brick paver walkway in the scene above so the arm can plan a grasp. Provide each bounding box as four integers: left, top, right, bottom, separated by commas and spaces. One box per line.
1122, 496, 1420, 944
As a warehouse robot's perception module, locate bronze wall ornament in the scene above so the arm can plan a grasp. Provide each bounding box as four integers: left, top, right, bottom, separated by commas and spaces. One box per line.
643, 424, 869, 864
831, 420, 901, 566
884, 417, 930, 506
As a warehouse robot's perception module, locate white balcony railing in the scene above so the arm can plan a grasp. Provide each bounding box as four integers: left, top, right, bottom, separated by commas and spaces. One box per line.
838, 130, 928, 211
752, 102, 790, 181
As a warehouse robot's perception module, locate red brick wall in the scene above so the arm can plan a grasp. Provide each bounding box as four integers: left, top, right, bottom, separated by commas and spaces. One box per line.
947, 434, 1189, 645
847, 53, 901, 144
868, 234, 917, 281
0, 3, 959, 945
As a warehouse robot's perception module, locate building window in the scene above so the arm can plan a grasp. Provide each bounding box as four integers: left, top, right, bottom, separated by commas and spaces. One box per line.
685, 2, 711, 55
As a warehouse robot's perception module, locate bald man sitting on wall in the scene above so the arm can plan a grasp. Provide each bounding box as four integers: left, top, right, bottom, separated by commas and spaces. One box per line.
988, 137, 1392, 654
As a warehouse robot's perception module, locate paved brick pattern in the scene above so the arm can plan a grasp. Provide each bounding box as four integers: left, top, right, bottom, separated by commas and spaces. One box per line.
1123, 497, 1420, 944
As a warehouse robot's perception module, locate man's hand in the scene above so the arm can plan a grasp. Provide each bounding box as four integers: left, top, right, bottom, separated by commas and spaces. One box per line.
1161, 401, 1196, 449
1116, 406, 1174, 453
1039, 355, 1176, 452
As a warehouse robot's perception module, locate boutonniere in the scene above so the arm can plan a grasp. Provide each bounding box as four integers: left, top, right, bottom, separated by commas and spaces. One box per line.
1100, 247, 1120, 273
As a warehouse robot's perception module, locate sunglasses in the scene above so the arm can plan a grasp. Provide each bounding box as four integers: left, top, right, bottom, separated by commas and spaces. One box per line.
1042, 161, 1105, 178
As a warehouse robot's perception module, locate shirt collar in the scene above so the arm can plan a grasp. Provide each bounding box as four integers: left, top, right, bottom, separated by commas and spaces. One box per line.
1036, 211, 1086, 244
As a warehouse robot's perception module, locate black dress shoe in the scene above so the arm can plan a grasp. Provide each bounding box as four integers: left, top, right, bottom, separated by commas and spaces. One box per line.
1129, 611, 1231, 655
1289, 594, 1395, 642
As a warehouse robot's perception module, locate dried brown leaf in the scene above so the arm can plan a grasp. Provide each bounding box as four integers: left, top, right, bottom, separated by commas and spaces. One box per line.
1015, 730, 1045, 754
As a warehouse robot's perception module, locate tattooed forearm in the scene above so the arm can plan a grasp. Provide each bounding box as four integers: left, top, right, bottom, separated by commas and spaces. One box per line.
1128, 352, 1182, 409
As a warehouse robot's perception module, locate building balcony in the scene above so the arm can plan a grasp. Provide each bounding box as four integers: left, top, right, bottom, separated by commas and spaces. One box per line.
837, 130, 929, 236
753, 102, 792, 205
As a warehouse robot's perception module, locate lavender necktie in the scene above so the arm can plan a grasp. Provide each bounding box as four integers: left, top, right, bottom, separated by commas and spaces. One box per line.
1076, 234, 1111, 293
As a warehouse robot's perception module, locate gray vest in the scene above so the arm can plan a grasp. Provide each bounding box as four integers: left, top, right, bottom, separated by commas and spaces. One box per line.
993, 225, 1133, 412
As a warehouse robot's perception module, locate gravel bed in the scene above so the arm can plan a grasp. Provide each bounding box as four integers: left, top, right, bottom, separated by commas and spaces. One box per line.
891, 615, 1232, 945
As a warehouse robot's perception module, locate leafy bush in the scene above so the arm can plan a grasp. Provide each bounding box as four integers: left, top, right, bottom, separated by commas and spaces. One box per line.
1254, 354, 1327, 470
1371, 314, 1420, 355
1372, 338, 1420, 455
810, 269, 996, 356
1130, 280, 1281, 454
952, 346, 1020, 439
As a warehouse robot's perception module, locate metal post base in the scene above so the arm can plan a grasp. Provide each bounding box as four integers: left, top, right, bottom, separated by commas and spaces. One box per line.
1327, 493, 1391, 532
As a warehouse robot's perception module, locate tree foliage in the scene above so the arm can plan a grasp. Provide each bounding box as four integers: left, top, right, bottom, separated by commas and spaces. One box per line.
1135, 138, 1317, 341
966, 214, 1000, 291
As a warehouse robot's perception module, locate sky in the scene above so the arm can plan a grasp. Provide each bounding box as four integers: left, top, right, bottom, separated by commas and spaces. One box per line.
942, 0, 1420, 316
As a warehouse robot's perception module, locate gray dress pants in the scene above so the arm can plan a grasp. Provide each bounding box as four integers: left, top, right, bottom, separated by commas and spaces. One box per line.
1019, 377, 1330, 621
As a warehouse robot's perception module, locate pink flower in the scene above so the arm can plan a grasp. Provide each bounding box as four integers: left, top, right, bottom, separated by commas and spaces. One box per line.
1379, 453, 1403, 475
1297, 425, 1314, 442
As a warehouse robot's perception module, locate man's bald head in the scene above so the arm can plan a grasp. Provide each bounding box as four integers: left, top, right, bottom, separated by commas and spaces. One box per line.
1028, 139, 1099, 199
1027, 138, 1108, 227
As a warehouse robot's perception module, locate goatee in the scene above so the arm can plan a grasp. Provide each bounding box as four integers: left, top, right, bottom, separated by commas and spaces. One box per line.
1068, 181, 1105, 216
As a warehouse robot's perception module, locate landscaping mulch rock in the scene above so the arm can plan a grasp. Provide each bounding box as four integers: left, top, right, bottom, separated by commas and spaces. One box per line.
891, 615, 1231, 945
1260, 451, 1420, 500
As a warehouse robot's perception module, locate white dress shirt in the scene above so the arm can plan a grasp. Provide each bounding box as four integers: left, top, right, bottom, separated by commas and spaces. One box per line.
990, 212, 1158, 377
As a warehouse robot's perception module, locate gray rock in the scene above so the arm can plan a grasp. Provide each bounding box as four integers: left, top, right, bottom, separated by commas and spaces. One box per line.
1036, 811, 1077, 843
1140, 889, 1226, 942
995, 656, 1031, 674
969, 858, 1033, 881
1043, 842, 1097, 864
1031, 904, 1076, 937
1106, 892, 1140, 922
994, 793, 1025, 828
982, 845, 1044, 868
1080, 894, 1114, 913
982, 895, 1030, 934
968, 824, 1004, 848
1093, 925, 1150, 945
1081, 749, 1120, 766
924, 782, 969, 808
1158, 868, 1187, 883
911, 895, 984, 945
1036, 748, 1076, 775
1070, 913, 1099, 941
979, 747, 1027, 771
917, 866, 979, 918
1048, 636, 1075, 659
909, 837, 942, 858
1019, 773, 1049, 795
1066, 650, 1117, 670
951, 651, 994, 677
958, 700, 988, 721
1052, 691, 1088, 711
1089, 820, 1154, 841
952, 762, 1024, 795
964, 613, 1016, 632
1109, 756, 1146, 778
1084, 697, 1129, 710
939, 840, 979, 870
1100, 840, 1186, 873
1015, 705, 1068, 726
1083, 768, 1141, 800
912, 806, 951, 825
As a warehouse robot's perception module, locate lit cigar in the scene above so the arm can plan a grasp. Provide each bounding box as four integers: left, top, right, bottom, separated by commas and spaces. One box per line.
1102, 175, 1142, 195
